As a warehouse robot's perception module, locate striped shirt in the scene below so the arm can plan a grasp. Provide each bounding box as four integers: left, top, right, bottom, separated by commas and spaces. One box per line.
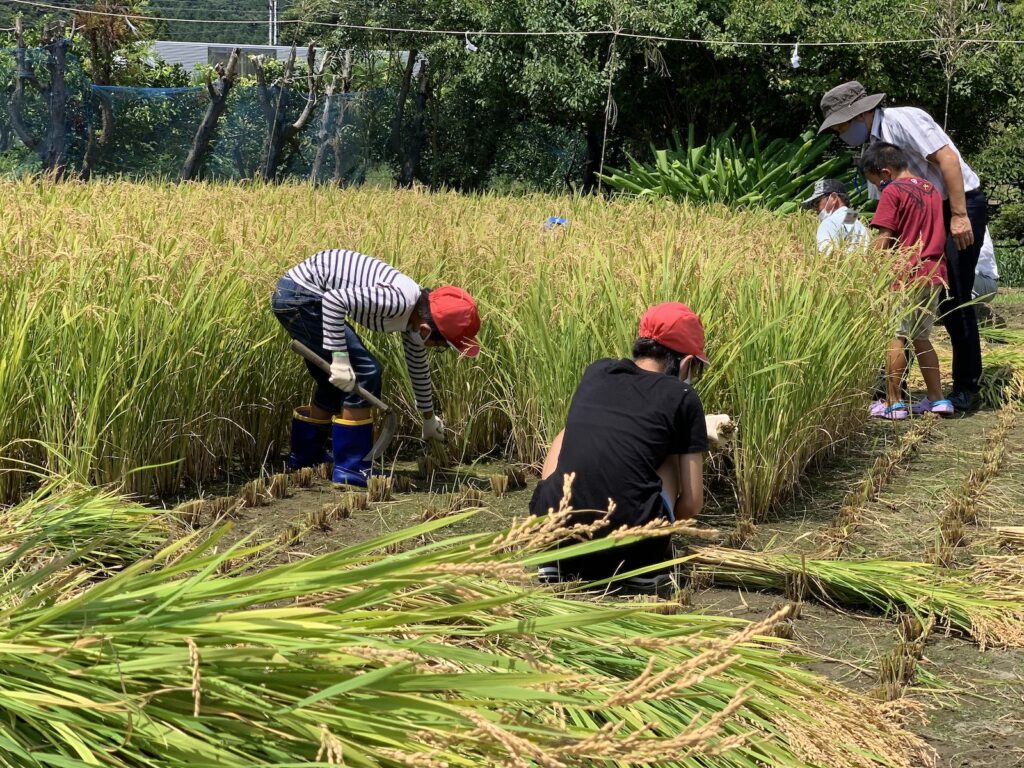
286, 249, 433, 412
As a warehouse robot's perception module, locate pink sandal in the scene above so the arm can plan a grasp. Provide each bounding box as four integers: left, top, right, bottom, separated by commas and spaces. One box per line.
870, 400, 908, 420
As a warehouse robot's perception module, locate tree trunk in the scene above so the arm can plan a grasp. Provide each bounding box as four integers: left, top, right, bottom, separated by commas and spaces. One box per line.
10, 17, 43, 154
42, 30, 69, 177
253, 44, 319, 182
181, 48, 240, 181
581, 118, 604, 193
10, 19, 71, 177
399, 59, 428, 188
311, 83, 337, 183
389, 49, 417, 162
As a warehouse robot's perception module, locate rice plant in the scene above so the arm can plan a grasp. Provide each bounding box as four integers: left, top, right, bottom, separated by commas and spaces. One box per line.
690, 547, 1024, 649
0, 488, 934, 767
0, 179, 896, 521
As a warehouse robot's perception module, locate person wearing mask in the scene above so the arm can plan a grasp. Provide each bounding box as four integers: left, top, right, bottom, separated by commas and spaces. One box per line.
272, 248, 481, 485
818, 81, 986, 412
802, 178, 870, 254
529, 303, 732, 590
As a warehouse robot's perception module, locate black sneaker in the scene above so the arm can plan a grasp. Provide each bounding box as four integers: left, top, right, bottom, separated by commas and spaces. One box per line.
620, 572, 677, 594
537, 565, 562, 584
946, 390, 980, 412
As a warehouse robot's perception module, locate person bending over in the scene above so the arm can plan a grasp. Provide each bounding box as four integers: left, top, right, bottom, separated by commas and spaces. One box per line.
272, 248, 480, 485
529, 302, 731, 587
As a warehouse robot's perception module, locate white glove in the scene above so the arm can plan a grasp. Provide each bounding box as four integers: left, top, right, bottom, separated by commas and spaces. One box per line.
705, 414, 735, 451
329, 353, 357, 392
422, 415, 446, 442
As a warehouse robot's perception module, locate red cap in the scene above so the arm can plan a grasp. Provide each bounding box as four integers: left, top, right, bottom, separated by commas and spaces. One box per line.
638, 302, 708, 364
429, 286, 481, 358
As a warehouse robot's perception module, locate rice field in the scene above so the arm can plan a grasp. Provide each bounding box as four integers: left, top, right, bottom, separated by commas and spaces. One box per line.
3, 178, 1024, 766
0, 179, 897, 519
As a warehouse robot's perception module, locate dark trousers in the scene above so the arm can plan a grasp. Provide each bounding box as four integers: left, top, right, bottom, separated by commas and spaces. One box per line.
941, 190, 987, 394
271, 277, 382, 413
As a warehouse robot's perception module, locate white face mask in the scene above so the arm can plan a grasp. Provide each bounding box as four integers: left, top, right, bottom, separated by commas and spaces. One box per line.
817, 209, 831, 222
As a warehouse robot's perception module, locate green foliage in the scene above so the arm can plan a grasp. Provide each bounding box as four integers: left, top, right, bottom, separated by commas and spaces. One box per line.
601, 125, 858, 213
150, 0, 275, 44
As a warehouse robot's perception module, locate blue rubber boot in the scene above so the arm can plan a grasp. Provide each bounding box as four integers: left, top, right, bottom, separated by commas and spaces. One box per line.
331, 416, 374, 487
287, 406, 333, 470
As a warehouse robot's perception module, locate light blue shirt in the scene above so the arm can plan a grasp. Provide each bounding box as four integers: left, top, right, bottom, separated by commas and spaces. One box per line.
816, 206, 870, 254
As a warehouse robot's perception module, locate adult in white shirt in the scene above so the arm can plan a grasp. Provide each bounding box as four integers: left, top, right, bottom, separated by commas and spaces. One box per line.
974, 228, 999, 302
817, 81, 986, 412
802, 178, 870, 254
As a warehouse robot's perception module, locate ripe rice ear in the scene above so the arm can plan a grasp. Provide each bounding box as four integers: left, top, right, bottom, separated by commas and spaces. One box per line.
689, 546, 1024, 649
0, 487, 936, 767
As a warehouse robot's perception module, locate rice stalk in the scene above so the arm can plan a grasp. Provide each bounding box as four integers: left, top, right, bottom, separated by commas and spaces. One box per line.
819, 419, 936, 558
689, 546, 1024, 649
292, 466, 315, 488
0, 487, 935, 767
267, 472, 291, 499
0, 179, 893, 518
928, 408, 1016, 565
367, 475, 393, 502
174, 498, 205, 528
238, 478, 268, 508
490, 473, 510, 497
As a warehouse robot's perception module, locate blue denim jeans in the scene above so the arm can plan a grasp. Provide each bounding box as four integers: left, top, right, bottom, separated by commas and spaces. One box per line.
271, 277, 382, 412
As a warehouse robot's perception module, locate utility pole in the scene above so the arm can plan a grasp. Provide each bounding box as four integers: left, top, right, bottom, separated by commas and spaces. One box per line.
267, 0, 277, 45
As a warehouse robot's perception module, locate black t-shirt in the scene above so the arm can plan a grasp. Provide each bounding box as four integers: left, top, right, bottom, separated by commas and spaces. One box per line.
529, 358, 707, 527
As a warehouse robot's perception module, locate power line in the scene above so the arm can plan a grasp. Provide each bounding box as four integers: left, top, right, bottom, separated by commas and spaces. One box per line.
4, 0, 1024, 46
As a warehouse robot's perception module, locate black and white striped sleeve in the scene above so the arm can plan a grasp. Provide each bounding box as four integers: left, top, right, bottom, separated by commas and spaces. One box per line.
321, 283, 414, 352
402, 331, 434, 413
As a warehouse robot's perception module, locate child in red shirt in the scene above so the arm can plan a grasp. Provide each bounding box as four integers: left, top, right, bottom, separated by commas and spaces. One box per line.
861, 142, 953, 419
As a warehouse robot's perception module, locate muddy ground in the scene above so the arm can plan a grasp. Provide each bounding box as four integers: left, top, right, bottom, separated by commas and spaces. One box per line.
195, 291, 1024, 768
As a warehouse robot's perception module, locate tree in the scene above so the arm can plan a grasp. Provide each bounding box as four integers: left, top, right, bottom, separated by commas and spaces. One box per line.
10, 17, 71, 177
250, 43, 323, 180
181, 47, 241, 180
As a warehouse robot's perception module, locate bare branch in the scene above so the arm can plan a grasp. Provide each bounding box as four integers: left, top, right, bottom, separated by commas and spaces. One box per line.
290, 42, 319, 134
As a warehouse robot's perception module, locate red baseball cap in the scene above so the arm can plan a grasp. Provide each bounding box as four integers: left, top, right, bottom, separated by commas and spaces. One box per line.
428, 286, 481, 358
638, 302, 708, 364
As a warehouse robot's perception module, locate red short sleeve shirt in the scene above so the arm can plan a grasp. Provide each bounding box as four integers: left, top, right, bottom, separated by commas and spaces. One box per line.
869, 177, 948, 287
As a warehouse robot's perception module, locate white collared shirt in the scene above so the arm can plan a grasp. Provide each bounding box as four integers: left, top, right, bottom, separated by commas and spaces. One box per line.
867, 107, 980, 200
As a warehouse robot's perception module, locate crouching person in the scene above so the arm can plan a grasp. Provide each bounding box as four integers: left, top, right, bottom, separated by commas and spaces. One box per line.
272, 248, 480, 485
529, 302, 731, 589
